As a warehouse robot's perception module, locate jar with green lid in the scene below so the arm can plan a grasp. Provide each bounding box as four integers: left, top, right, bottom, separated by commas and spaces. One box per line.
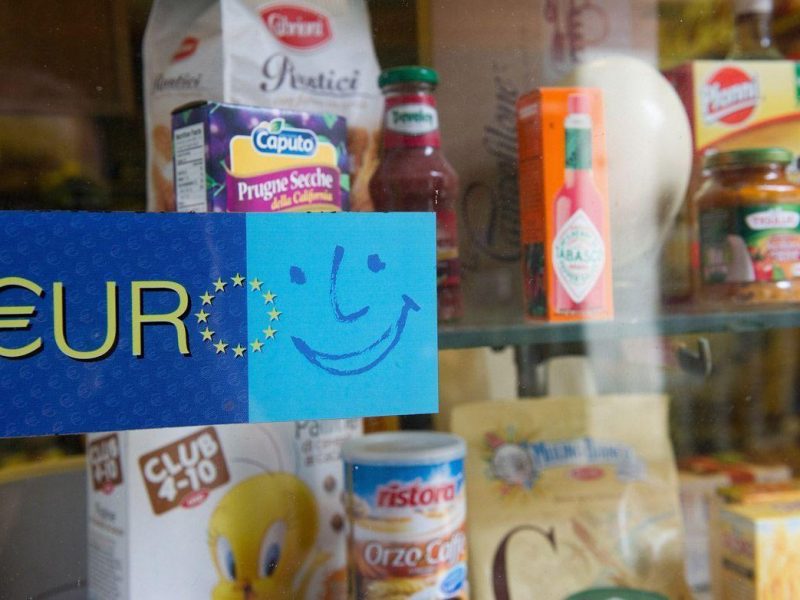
693, 147, 800, 305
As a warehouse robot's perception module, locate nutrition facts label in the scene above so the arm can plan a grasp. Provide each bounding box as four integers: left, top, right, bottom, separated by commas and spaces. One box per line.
173, 123, 207, 212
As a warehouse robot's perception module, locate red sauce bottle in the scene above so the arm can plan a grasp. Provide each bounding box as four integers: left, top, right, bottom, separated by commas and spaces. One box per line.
369, 66, 462, 322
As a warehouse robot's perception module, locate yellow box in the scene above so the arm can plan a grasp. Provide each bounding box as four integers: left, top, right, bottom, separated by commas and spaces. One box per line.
665, 60, 800, 155
716, 500, 800, 598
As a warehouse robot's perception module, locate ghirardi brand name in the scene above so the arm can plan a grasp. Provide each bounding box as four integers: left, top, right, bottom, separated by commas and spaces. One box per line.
376, 480, 457, 508
746, 208, 800, 230
261, 5, 332, 50
702, 66, 760, 125
386, 104, 439, 135
251, 118, 318, 156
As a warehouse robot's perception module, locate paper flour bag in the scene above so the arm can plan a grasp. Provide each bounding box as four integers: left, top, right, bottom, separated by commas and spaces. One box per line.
144, 0, 382, 212
452, 395, 689, 600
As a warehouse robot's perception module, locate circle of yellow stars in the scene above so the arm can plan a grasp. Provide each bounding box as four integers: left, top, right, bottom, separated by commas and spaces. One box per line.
195, 273, 281, 358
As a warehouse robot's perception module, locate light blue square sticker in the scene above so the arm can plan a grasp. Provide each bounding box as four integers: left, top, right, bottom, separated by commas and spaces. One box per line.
245, 213, 438, 422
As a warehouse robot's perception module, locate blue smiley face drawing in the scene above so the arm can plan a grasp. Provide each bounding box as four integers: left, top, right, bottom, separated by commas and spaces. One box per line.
289, 245, 421, 376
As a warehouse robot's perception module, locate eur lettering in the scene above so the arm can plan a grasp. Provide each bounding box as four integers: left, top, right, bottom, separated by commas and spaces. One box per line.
0, 277, 190, 360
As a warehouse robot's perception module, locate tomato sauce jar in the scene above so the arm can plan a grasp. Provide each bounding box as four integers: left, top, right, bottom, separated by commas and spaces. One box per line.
369, 66, 463, 322
693, 147, 800, 305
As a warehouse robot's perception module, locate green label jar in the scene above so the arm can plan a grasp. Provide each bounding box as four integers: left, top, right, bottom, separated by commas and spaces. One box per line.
693, 147, 800, 304
700, 204, 800, 283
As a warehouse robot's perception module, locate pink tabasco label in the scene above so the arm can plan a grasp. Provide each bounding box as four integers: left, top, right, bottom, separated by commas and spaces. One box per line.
226, 165, 341, 212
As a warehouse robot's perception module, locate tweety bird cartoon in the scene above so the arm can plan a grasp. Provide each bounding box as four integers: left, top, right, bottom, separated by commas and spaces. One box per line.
208, 472, 329, 599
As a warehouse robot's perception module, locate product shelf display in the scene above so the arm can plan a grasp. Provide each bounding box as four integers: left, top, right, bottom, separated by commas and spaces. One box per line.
439, 304, 800, 349
5, 0, 800, 599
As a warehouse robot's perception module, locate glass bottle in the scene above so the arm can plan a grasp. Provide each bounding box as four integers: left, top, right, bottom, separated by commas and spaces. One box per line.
553, 93, 607, 314
693, 148, 800, 306
369, 66, 463, 322
727, 0, 783, 60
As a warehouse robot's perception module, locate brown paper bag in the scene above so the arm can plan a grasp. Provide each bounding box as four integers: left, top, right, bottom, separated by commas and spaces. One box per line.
451, 395, 689, 599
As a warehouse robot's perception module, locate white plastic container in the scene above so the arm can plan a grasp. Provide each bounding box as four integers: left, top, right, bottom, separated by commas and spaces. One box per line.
341, 432, 468, 600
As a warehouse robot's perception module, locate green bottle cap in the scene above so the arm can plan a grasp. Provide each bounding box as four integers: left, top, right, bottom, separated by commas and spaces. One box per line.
378, 66, 439, 88
565, 588, 668, 600
705, 147, 793, 170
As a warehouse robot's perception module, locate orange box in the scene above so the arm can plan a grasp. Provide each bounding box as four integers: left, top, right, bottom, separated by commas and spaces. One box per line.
517, 88, 613, 321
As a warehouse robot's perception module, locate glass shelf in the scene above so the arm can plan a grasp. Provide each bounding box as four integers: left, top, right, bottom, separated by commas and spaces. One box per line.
438, 305, 800, 349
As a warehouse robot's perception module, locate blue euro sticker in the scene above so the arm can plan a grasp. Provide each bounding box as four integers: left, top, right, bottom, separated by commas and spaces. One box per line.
0, 212, 437, 436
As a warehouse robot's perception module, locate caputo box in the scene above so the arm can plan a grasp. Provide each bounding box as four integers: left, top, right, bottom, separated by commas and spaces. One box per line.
172, 101, 349, 213
87, 420, 361, 600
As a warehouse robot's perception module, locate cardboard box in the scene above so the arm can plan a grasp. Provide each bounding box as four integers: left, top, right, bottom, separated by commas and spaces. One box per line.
87, 420, 361, 599
679, 457, 791, 592
665, 60, 800, 156
171, 101, 349, 213
517, 88, 613, 321
710, 480, 800, 599
715, 500, 800, 598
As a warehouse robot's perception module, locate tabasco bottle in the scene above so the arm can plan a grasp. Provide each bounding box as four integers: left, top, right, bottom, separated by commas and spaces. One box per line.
553, 93, 606, 313
517, 88, 613, 321
369, 66, 462, 322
